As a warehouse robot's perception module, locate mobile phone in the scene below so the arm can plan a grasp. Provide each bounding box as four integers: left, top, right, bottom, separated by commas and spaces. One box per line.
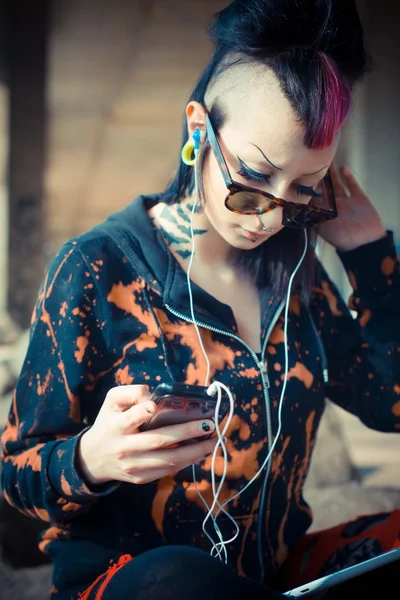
139, 383, 232, 439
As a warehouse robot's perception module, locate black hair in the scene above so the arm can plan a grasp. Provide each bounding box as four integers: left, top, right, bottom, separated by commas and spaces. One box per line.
162, 0, 371, 302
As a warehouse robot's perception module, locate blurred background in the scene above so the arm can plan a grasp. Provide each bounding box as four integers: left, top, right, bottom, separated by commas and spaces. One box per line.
0, 0, 399, 331
0, 0, 399, 597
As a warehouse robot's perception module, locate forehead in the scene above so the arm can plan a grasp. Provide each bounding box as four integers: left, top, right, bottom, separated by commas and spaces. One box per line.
216, 70, 339, 175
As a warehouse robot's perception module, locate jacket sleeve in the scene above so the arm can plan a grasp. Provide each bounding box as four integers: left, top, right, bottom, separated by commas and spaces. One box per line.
1, 241, 118, 523
310, 232, 400, 432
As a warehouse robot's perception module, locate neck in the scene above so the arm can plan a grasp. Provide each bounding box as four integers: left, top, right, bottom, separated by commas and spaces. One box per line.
153, 195, 235, 271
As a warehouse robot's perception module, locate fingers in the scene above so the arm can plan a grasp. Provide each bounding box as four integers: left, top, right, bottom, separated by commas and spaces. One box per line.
105, 385, 151, 412
121, 437, 218, 483
122, 400, 158, 432
340, 166, 364, 197
329, 162, 347, 197
330, 163, 365, 199
124, 419, 216, 451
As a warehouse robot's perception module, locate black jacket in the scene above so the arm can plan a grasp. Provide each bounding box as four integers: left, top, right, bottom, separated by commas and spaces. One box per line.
2, 195, 400, 596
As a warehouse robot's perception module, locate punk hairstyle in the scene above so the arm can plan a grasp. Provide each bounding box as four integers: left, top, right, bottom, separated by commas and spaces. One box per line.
162, 0, 371, 301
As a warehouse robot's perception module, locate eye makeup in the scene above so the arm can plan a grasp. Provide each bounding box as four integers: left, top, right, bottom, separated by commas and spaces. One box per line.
236, 157, 322, 199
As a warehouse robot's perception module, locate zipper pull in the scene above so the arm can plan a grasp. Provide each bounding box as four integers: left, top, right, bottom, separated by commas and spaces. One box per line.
258, 361, 270, 389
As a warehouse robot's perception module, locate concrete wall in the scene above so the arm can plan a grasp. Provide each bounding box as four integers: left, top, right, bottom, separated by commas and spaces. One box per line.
46, 0, 226, 253
0, 84, 9, 315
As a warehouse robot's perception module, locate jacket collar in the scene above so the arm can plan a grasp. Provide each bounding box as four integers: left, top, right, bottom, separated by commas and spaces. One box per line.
100, 195, 285, 339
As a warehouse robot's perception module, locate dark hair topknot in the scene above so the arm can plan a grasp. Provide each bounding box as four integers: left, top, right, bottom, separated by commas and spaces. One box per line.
209, 0, 370, 84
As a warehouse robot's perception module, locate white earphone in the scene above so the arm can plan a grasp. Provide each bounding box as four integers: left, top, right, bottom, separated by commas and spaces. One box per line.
187, 131, 308, 573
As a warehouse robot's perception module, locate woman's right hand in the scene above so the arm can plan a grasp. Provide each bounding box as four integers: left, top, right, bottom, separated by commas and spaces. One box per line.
77, 384, 217, 487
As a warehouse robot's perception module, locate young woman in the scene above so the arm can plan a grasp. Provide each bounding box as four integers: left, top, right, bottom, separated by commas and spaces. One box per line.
2, 0, 400, 598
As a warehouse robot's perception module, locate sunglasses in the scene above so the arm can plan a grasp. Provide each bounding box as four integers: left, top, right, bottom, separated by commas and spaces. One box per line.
205, 114, 338, 229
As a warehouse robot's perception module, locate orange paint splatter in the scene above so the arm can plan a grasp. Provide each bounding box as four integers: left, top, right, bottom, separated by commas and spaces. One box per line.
60, 472, 73, 496
202, 439, 264, 483
238, 367, 259, 379
236, 490, 261, 577
115, 366, 134, 385
239, 421, 251, 441
4, 444, 44, 473
359, 309, 372, 328
276, 465, 295, 566
382, 256, 396, 276
290, 296, 301, 316
37, 369, 52, 396
39, 303, 81, 423
60, 301, 67, 317
347, 269, 357, 291
46, 247, 75, 298
269, 320, 285, 345
284, 362, 314, 389
184, 477, 239, 514
314, 281, 343, 317
151, 476, 176, 540
74, 334, 89, 364
20, 506, 50, 521
294, 410, 316, 512
392, 401, 400, 417
78, 554, 133, 600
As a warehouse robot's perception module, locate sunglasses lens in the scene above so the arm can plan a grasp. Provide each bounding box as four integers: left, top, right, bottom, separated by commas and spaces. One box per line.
225, 175, 337, 226
226, 191, 275, 214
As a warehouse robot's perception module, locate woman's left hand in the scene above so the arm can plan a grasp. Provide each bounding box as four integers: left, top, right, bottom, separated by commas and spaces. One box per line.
318, 163, 387, 252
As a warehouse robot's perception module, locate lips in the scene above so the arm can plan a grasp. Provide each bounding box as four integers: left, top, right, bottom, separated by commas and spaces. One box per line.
241, 227, 270, 241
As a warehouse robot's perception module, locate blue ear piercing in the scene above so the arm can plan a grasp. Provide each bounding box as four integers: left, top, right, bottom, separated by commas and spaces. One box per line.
181, 127, 201, 166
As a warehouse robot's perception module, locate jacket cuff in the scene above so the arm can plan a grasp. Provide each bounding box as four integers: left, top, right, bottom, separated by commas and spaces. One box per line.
47, 429, 119, 503
337, 231, 400, 311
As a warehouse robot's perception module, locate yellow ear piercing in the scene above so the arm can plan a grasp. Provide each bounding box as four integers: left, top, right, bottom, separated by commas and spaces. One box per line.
181, 128, 201, 166
181, 139, 196, 166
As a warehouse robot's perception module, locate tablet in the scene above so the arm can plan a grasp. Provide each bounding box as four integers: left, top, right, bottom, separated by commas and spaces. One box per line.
283, 547, 400, 597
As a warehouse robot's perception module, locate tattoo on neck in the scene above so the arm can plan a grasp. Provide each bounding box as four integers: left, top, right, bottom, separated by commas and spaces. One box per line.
158, 202, 208, 260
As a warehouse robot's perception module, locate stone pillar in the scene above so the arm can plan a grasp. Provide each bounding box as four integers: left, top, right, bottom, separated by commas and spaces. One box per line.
0, 85, 8, 319
7, 0, 49, 328
0, 0, 20, 343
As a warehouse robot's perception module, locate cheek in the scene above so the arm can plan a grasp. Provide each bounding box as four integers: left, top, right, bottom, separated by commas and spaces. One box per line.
202, 154, 231, 225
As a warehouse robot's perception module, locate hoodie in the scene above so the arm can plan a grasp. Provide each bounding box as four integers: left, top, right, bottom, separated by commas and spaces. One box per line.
2, 195, 400, 596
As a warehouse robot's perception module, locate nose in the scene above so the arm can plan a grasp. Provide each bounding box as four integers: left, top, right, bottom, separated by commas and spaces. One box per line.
258, 206, 284, 232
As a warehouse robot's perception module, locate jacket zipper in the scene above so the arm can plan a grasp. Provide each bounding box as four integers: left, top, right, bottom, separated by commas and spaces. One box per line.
164, 301, 285, 477
165, 301, 285, 579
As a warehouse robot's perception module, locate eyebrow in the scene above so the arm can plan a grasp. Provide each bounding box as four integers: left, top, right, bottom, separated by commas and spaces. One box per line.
250, 143, 328, 177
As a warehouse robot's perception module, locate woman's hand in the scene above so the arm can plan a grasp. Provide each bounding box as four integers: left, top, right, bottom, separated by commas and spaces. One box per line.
77, 385, 217, 487
318, 163, 387, 252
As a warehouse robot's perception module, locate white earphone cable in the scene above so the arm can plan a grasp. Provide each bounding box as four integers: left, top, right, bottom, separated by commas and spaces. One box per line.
187, 139, 309, 564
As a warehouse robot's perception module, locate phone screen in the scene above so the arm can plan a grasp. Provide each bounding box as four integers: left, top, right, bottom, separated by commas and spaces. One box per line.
139, 384, 232, 434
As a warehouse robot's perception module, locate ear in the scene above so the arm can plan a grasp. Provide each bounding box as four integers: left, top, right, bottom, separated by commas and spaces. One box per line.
185, 101, 207, 139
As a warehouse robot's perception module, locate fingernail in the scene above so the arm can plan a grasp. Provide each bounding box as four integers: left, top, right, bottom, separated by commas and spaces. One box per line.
201, 421, 215, 433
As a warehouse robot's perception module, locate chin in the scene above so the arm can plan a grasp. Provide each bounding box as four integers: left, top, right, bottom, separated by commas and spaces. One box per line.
225, 235, 266, 250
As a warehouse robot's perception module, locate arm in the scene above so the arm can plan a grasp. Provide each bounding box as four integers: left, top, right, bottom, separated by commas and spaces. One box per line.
1, 242, 118, 523
311, 232, 400, 432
